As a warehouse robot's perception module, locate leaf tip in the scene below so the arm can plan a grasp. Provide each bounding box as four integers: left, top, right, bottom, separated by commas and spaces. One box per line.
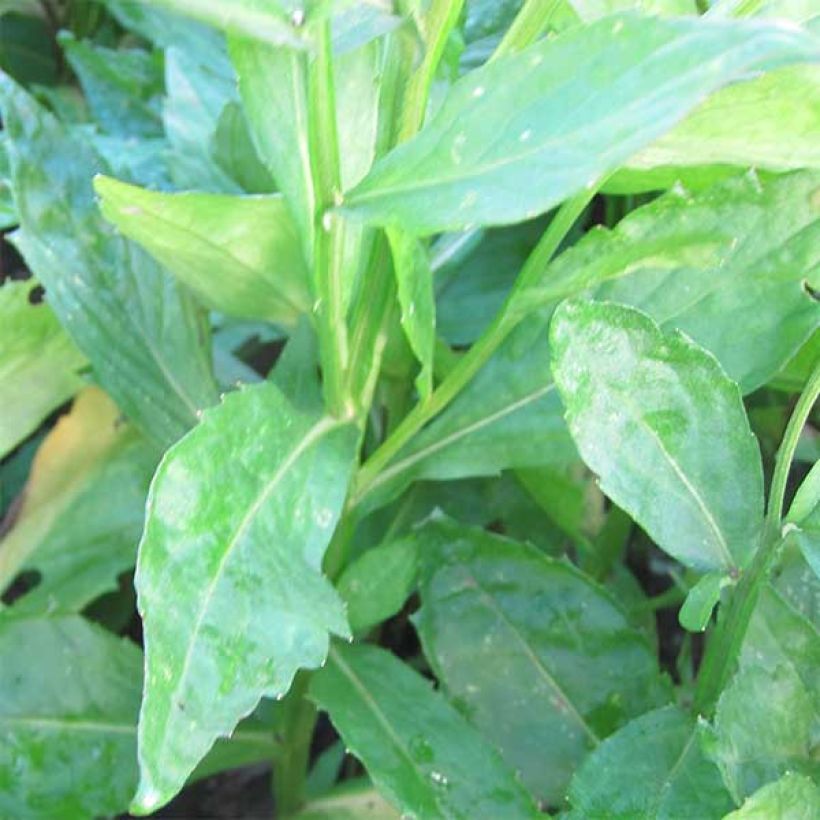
130, 778, 166, 816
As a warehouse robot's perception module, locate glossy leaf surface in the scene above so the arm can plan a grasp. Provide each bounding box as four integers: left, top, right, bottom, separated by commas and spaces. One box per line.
566, 706, 733, 819
0, 616, 142, 820
133, 382, 357, 812
0, 388, 155, 618
0, 76, 218, 448
413, 518, 670, 803
310, 642, 539, 819
615, 66, 820, 191
551, 299, 764, 572
591, 171, 820, 393
344, 14, 820, 233
0, 279, 85, 459
96, 177, 311, 326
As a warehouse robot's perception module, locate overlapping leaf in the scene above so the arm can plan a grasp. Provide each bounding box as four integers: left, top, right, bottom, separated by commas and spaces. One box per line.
310, 642, 539, 818
0, 76, 218, 448
96, 177, 311, 326
132, 382, 357, 813
565, 706, 734, 819
0, 616, 142, 820
0, 388, 156, 618
344, 14, 820, 233
551, 299, 764, 573
413, 518, 670, 803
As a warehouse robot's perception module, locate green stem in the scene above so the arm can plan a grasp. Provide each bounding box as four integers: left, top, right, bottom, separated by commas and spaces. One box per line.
273, 672, 317, 816
308, 20, 350, 417
694, 360, 820, 715
399, 0, 465, 140
351, 187, 597, 507
492, 0, 571, 60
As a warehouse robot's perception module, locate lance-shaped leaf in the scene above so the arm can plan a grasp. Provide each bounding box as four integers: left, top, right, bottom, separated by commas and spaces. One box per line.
0, 279, 86, 459
0, 76, 218, 449
343, 14, 820, 233
95, 177, 311, 327
613, 66, 820, 192
310, 642, 539, 819
551, 299, 764, 573
565, 706, 734, 819
0, 387, 156, 618
0, 615, 142, 820
413, 518, 671, 804
723, 773, 820, 820
132, 382, 357, 813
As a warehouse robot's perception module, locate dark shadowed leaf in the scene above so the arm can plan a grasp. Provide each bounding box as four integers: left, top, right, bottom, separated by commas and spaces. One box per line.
413, 517, 671, 803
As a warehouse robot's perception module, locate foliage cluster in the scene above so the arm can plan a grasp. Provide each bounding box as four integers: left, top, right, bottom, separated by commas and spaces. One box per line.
0, 0, 819, 817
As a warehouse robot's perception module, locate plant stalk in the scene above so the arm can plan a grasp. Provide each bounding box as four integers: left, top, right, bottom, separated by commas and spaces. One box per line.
272, 672, 317, 817
694, 360, 820, 715
492, 0, 570, 60
351, 187, 597, 507
308, 20, 350, 417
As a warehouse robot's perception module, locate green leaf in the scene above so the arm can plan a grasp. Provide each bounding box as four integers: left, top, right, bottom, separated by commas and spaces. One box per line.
337, 537, 419, 633
0, 387, 155, 618
591, 171, 820, 393
679, 571, 732, 633
565, 706, 734, 819
0, 76, 219, 448
613, 66, 820, 193
0, 279, 86, 459
413, 517, 670, 803
705, 663, 818, 802
95, 177, 312, 327
343, 14, 820, 233
132, 382, 357, 813
230, 39, 314, 257
59, 33, 164, 138
0, 615, 142, 820
387, 229, 436, 399
310, 642, 539, 819
550, 299, 764, 573
722, 773, 820, 820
